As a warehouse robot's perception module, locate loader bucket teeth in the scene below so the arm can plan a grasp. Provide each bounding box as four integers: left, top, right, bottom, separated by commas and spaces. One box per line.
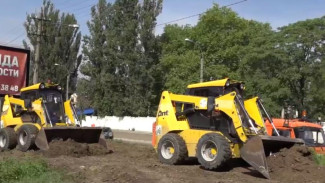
240, 135, 304, 179
34, 127, 108, 150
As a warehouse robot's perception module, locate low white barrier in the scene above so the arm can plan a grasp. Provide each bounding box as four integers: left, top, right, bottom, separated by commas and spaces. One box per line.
82, 116, 156, 133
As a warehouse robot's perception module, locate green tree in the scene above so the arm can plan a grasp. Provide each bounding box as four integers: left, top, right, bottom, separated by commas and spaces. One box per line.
310, 60, 325, 119
159, 25, 197, 93
159, 4, 293, 117
276, 17, 325, 117
81, 0, 162, 116
138, 0, 163, 115
24, 0, 82, 96
160, 5, 275, 95
81, 0, 112, 115
238, 23, 291, 116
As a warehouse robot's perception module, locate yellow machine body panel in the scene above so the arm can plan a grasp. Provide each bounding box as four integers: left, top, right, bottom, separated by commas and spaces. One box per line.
1, 95, 24, 127
31, 99, 47, 127
214, 93, 248, 142
1, 95, 51, 129
187, 78, 243, 89
244, 97, 265, 129
20, 82, 59, 92
20, 83, 42, 92
64, 100, 76, 125
155, 91, 191, 141
187, 78, 229, 88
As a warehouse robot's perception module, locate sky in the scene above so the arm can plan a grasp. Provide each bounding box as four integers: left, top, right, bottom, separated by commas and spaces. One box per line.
0, 0, 324, 48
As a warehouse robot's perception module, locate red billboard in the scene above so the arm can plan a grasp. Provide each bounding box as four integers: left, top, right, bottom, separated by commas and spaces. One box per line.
0, 45, 30, 95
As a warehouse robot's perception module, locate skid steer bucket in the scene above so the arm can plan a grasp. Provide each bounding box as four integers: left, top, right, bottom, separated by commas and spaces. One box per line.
35, 127, 109, 151
240, 135, 304, 179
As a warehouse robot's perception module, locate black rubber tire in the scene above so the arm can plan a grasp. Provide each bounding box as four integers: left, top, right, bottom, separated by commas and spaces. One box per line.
17, 125, 39, 152
103, 127, 114, 139
157, 133, 188, 165
196, 133, 231, 170
0, 127, 17, 151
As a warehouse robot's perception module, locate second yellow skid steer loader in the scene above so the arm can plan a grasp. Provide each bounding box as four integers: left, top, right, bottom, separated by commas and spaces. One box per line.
0, 82, 108, 152
152, 79, 303, 179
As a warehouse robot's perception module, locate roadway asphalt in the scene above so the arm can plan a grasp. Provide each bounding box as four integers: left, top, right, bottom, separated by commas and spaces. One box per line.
112, 129, 152, 144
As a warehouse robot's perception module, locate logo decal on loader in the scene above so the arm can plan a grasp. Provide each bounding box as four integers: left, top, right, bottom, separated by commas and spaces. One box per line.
158, 110, 169, 117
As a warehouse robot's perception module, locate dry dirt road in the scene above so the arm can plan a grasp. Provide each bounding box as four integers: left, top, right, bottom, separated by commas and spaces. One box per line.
113, 130, 151, 144
0, 130, 324, 183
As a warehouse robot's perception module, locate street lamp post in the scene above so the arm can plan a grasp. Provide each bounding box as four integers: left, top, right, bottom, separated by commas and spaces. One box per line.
54, 23, 79, 100
185, 38, 204, 82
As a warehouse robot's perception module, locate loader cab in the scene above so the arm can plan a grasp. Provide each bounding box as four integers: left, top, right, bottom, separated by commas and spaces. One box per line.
182, 79, 246, 140
20, 83, 65, 125
294, 127, 325, 147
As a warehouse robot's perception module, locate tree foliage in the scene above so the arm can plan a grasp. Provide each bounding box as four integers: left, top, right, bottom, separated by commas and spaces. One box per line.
79, 2, 325, 119
160, 5, 325, 119
80, 0, 162, 116
24, 0, 82, 95
276, 17, 325, 116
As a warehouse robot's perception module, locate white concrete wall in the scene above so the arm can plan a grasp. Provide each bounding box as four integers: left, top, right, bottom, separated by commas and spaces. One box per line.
82, 116, 155, 133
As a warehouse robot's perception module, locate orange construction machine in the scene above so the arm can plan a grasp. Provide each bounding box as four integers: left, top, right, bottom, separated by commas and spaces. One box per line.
265, 118, 325, 154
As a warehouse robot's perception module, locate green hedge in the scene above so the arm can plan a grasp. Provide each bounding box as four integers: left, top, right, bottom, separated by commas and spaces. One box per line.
0, 158, 72, 183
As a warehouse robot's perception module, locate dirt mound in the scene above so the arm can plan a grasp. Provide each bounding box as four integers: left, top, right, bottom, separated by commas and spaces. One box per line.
267, 145, 325, 182
42, 139, 111, 158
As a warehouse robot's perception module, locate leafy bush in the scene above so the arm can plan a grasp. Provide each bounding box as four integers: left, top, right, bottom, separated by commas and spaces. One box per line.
313, 154, 325, 166
0, 158, 72, 183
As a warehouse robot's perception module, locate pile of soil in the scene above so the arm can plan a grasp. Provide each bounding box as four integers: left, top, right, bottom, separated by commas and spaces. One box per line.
42, 139, 111, 158
267, 145, 325, 182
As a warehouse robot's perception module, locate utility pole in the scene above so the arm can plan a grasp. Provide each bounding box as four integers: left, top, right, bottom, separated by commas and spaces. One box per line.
30, 8, 50, 84
32, 12, 42, 84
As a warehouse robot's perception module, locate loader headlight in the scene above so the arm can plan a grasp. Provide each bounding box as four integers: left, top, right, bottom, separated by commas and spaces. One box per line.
225, 80, 230, 87
57, 85, 62, 91
240, 83, 245, 90
39, 83, 45, 89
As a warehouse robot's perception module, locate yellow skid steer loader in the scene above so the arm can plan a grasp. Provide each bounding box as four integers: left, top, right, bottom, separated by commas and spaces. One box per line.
152, 79, 303, 179
0, 82, 108, 152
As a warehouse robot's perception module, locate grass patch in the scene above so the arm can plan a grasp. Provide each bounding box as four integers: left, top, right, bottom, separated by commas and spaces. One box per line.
114, 139, 123, 143
0, 158, 72, 183
314, 154, 325, 166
